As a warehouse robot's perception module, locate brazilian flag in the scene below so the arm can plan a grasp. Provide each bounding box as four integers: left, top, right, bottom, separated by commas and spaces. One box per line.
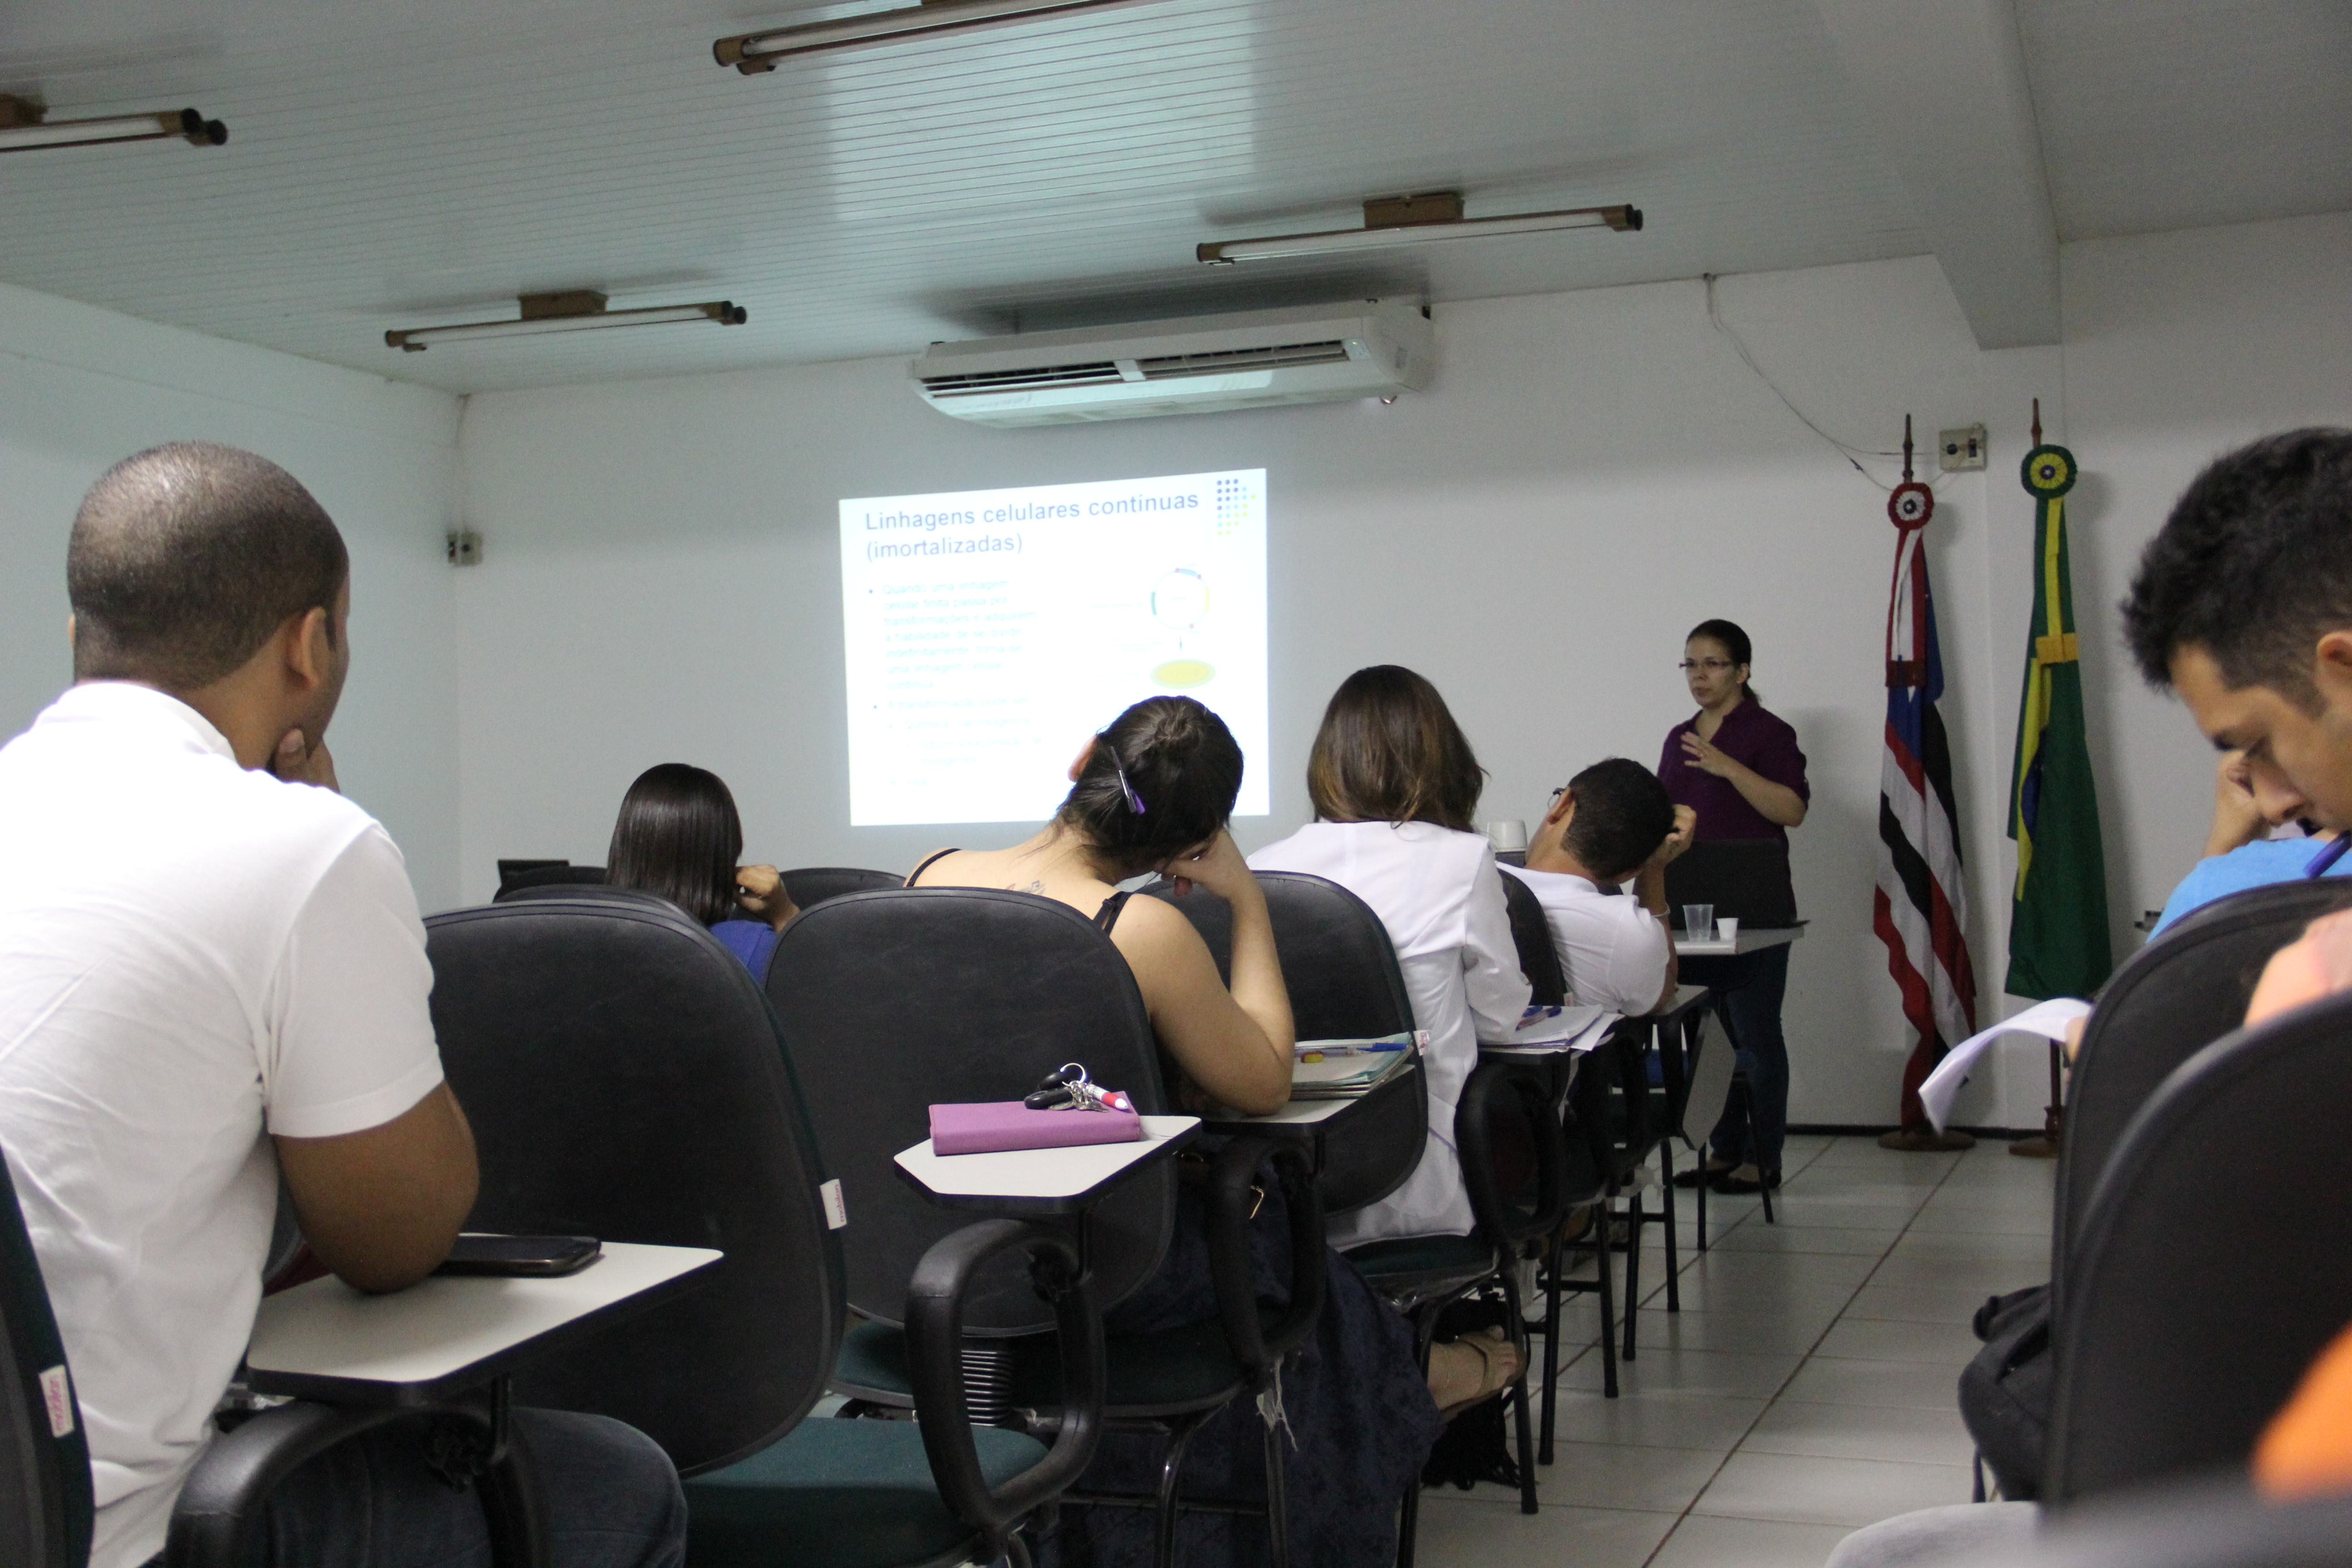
2007, 442, 2112, 999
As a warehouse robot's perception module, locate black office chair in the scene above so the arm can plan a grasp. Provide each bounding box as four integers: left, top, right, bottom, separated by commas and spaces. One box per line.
1499, 872, 1568, 1009
0, 1148, 94, 1568
497, 862, 607, 895
426, 896, 1099, 1568
764, 887, 1323, 1568
781, 866, 905, 909
494, 881, 673, 910
2045, 988, 2352, 1504
2055, 877, 2352, 1287
1145, 871, 1430, 1219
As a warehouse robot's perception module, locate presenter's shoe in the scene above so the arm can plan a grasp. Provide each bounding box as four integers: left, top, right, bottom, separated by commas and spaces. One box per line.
1672, 1157, 1739, 1189
1710, 1164, 1779, 1194
1877, 1127, 1978, 1152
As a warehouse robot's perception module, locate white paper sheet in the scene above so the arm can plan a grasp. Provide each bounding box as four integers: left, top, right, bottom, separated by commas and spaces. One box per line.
1918, 997, 2093, 1130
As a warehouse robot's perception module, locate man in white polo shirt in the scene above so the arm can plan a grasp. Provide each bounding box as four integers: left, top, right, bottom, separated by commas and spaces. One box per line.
1503, 758, 1694, 1017
0, 443, 683, 1568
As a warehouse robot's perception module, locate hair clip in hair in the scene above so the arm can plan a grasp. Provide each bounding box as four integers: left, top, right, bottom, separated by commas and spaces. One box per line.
1101, 735, 1147, 815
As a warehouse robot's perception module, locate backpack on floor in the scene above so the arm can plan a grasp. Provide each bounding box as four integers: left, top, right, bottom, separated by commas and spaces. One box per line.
1958, 1284, 2052, 1500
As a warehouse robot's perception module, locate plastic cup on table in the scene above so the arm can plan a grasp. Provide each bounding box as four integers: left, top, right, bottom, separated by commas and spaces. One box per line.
1717, 916, 1740, 946
1683, 904, 1715, 943
1486, 819, 1529, 853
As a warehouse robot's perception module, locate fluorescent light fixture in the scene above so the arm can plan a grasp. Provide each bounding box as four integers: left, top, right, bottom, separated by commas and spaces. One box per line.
385, 291, 749, 352
715, 0, 1156, 69
0, 95, 226, 154
1198, 192, 1642, 266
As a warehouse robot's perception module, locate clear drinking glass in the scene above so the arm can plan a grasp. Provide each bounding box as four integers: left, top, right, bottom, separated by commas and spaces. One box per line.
1682, 903, 1715, 942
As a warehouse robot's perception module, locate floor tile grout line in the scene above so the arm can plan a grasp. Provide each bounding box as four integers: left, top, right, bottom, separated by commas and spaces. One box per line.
1633, 1137, 1973, 1564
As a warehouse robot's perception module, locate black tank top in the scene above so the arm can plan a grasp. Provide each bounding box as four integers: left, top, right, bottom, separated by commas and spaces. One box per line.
906, 849, 1131, 932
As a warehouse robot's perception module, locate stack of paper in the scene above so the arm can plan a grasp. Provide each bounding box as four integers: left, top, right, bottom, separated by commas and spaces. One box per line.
1292, 1032, 1422, 1098
1482, 1004, 1615, 1056
1917, 998, 2093, 1130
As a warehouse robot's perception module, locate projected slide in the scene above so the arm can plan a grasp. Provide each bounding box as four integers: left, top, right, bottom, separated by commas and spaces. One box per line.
841, 470, 1268, 827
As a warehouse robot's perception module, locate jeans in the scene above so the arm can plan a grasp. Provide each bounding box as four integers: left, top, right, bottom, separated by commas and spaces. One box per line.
1684, 943, 1792, 1175
246, 1408, 686, 1568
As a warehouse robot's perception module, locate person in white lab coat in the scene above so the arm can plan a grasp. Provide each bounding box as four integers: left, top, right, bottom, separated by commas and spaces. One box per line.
1250, 665, 1533, 1251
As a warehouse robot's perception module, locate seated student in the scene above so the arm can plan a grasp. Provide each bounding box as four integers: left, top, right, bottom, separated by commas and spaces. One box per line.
1248, 666, 1534, 1251
2151, 748, 2346, 937
906, 694, 1457, 1567
604, 762, 798, 972
1502, 757, 1696, 1017
0, 444, 683, 1568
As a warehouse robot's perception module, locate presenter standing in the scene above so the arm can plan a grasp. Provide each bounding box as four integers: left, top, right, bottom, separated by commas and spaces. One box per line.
1659, 619, 1809, 1195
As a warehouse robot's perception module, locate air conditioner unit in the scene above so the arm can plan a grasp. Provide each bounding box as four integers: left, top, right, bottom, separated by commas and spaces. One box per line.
911, 300, 1434, 427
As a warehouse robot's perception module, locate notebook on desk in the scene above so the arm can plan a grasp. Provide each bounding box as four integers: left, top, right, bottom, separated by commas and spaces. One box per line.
1292, 1032, 1422, 1098
1663, 839, 1799, 929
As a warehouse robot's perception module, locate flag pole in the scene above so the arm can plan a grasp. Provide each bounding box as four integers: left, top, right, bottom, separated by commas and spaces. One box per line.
2014, 396, 2063, 1159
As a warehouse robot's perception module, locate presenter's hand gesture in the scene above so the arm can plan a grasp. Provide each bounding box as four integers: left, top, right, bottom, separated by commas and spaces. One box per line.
1680, 730, 1741, 780
1161, 829, 1258, 904
736, 864, 801, 931
272, 728, 340, 792
1650, 805, 1698, 867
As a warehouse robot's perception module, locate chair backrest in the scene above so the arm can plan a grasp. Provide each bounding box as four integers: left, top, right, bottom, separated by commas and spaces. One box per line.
764, 887, 1175, 1335
0, 1149, 92, 1568
2047, 989, 2352, 1504
2055, 876, 2352, 1286
425, 898, 843, 1477
494, 882, 675, 911
1499, 871, 1568, 1008
497, 862, 607, 895
781, 866, 905, 909
1142, 871, 1427, 1215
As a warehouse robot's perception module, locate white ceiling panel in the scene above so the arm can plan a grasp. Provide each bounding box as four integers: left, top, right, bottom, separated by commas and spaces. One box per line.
0, 0, 2342, 392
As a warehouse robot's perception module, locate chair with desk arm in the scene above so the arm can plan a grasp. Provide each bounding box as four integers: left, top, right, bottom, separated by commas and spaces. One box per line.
1147, 869, 1569, 1553
2045, 988, 2352, 1505
780, 865, 904, 908
425, 895, 1100, 1568
763, 885, 1323, 1568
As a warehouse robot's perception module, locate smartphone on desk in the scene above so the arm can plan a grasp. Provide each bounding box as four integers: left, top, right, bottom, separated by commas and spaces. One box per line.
435, 1233, 602, 1278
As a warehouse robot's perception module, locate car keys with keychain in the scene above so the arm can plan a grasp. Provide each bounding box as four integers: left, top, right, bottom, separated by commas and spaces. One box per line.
1023, 1062, 1132, 1113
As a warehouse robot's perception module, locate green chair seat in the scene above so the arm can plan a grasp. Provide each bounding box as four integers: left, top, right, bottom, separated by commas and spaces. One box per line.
685, 1417, 1045, 1568
1342, 1232, 1498, 1290
837, 1315, 1253, 1416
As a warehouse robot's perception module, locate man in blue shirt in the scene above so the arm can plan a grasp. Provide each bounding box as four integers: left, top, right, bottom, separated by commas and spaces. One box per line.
2151, 748, 2347, 937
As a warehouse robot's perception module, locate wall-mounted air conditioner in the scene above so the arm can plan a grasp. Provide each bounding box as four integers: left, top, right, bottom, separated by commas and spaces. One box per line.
911, 300, 1434, 426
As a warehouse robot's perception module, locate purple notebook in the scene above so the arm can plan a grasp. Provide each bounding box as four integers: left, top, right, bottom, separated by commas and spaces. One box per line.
928, 1101, 1145, 1156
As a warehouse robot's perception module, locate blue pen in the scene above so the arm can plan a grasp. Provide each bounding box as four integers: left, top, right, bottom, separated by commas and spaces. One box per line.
2308, 836, 2352, 878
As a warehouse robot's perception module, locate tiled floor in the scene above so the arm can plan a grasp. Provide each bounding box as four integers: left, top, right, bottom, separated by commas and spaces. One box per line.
1415, 1134, 2053, 1568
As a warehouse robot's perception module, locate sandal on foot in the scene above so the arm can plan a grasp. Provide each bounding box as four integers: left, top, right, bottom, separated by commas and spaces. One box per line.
1436, 1328, 1525, 1421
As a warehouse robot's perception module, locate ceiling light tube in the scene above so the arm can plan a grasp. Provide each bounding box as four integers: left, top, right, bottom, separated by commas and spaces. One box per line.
716, 0, 1154, 69
0, 97, 227, 154
385, 294, 749, 352
1198, 203, 1642, 265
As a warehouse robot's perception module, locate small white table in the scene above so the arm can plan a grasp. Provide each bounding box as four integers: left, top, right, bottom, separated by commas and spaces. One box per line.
893, 1114, 1200, 1215
246, 1241, 720, 1406
1675, 924, 1806, 959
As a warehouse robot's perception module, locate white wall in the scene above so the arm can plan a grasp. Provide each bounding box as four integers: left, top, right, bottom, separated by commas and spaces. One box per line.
453, 212, 2352, 1129
0, 281, 466, 907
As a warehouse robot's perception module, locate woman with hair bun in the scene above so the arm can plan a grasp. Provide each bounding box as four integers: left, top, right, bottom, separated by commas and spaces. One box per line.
909, 694, 1450, 1568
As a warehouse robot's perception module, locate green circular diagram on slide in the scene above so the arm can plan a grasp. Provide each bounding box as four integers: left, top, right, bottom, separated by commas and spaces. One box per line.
1151, 568, 1214, 687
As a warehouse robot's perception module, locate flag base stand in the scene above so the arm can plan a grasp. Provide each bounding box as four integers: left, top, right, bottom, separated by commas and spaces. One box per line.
1878, 1127, 1977, 1152
2009, 1044, 2066, 1157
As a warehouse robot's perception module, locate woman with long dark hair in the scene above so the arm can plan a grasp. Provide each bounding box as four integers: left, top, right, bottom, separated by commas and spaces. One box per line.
606, 763, 798, 973
1659, 618, 1810, 1193
909, 694, 1449, 1567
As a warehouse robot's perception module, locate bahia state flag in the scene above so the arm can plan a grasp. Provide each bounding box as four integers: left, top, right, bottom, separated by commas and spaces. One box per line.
2008, 441, 2112, 1000
1876, 478, 1980, 1130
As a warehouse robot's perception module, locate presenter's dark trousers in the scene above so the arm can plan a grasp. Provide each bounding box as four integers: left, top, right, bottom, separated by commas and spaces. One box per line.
1682, 944, 1792, 1175
243, 1408, 685, 1568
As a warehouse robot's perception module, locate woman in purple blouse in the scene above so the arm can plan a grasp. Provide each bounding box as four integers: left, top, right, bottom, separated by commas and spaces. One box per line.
1658, 619, 1809, 1194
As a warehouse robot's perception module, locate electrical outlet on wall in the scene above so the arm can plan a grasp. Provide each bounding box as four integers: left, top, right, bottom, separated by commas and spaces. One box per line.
1939, 425, 1988, 471
446, 529, 483, 566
